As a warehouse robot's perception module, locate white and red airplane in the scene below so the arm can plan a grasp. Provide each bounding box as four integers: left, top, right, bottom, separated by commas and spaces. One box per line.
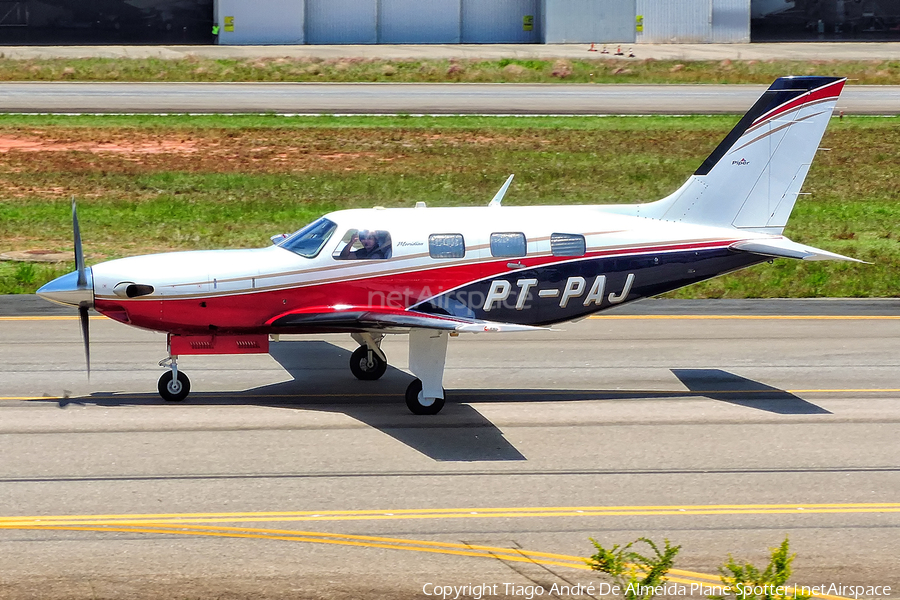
38, 76, 858, 414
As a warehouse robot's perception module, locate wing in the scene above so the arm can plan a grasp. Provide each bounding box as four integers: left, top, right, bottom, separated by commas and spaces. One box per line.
266, 306, 547, 333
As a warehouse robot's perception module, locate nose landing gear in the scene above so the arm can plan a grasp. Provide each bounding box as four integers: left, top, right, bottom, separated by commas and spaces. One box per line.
158, 356, 190, 402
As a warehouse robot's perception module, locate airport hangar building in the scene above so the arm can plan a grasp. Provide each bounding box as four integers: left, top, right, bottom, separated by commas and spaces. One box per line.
2, 0, 897, 45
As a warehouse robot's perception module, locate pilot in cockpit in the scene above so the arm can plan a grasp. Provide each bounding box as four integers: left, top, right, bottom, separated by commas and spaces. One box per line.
338, 230, 392, 260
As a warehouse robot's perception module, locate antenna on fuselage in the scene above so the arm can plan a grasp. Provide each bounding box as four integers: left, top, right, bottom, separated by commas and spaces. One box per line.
488, 174, 514, 207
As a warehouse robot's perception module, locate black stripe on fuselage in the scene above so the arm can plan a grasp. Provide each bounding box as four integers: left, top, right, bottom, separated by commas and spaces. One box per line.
413, 248, 766, 326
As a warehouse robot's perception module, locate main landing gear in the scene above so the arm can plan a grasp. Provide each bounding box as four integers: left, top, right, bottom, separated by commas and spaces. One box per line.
349, 330, 450, 415
349, 332, 388, 380
158, 356, 190, 402
404, 378, 445, 415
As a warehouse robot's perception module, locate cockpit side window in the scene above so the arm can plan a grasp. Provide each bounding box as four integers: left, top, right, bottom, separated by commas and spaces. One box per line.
334, 229, 393, 260
280, 217, 337, 258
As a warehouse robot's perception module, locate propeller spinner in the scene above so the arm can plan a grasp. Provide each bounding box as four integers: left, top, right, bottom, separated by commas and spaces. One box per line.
36, 199, 94, 378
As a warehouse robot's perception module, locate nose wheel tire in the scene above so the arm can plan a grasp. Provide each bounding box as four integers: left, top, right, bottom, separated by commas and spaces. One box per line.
350, 345, 387, 380
158, 370, 191, 402
405, 378, 445, 415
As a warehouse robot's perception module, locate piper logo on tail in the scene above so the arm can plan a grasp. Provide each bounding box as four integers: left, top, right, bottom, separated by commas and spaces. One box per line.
732, 158, 750, 166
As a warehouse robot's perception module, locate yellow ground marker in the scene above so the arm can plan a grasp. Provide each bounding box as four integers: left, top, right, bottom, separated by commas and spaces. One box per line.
2, 502, 899, 526
0, 519, 856, 600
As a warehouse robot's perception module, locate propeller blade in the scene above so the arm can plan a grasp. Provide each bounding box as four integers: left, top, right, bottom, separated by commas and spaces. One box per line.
79, 304, 91, 380
72, 197, 86, 288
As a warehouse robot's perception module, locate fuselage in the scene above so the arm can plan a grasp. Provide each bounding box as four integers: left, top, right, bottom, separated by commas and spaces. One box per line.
77, 204, 770, 335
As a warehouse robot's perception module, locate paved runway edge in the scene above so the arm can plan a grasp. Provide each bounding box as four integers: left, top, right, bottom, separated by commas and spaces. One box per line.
5, 294, 899, 317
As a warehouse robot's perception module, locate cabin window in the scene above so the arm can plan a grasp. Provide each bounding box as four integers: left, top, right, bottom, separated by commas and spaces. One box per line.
551, 233, 586, 257
490, 232, 527, 258
280, 217, 337, 258
334, 229, 393, 260
429, 234, 465, 259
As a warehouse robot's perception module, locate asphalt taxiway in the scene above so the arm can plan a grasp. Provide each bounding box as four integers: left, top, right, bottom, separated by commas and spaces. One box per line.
0, 300, 898, 598
1, 82, 897, 114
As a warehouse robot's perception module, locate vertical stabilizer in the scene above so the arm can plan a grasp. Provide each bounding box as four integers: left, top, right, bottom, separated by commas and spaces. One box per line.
641, 76, 845, 234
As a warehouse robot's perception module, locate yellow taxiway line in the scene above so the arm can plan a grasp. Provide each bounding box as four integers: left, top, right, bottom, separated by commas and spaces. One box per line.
2, 502, 898, 526
0, 516, 857, 600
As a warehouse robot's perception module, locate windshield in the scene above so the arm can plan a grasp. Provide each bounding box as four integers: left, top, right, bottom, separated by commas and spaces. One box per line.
280, 217, 337, 258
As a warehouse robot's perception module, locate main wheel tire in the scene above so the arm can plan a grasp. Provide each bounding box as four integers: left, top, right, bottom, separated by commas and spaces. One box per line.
350, 345, 387, 381
158, 370, 191, 402
405, 378, 445, 415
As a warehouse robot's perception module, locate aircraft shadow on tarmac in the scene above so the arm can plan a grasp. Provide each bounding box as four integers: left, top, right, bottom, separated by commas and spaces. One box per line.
49, 341, 830, 461
670, 368, 831, 415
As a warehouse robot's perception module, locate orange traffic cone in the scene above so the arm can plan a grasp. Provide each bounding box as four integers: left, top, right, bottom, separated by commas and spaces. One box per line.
614, 45, 624, 56
588, 43, 598, 52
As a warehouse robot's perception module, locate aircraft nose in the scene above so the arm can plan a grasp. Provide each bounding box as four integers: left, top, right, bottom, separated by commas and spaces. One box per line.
36, 267, 94, 307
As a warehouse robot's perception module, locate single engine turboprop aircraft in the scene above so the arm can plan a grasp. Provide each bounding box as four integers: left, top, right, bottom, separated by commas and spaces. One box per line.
38, 76, 858, 415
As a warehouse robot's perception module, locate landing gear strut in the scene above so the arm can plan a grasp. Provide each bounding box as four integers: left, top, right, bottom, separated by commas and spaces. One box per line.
158, 356, 190, 402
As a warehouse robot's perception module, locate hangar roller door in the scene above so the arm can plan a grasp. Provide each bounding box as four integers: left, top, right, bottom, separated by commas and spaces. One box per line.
379, 0, 461, 43
637, 0, 712, 43
216, 0, 304, 44
543, 0, 635, 43
306, 0, 377, 44
462, 0, 540, 43
712, 0, 750, 42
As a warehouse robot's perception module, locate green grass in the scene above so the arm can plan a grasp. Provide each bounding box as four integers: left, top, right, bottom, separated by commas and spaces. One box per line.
1, 56, 900, 84
0, 113, 776, 130
0, 114, 896, 297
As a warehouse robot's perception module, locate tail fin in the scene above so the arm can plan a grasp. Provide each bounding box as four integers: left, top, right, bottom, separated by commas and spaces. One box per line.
642, 76, 845, 234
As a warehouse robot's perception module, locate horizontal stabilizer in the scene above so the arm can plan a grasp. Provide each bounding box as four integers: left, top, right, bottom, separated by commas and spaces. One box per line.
730, 238, 865, 262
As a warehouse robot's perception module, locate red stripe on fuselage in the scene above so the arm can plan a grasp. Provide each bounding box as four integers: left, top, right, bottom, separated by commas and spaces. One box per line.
93, 239, 738, 334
